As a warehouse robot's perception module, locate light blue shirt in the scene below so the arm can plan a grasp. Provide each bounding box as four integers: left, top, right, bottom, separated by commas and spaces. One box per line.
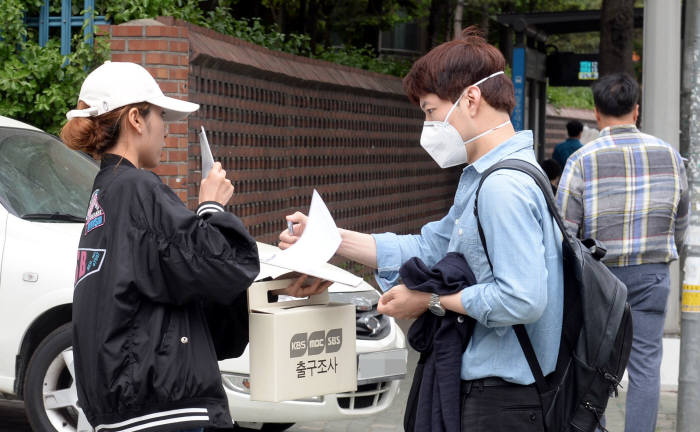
372, 131, 563, 384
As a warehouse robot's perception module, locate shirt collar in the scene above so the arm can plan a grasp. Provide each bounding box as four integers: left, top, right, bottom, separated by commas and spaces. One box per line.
599, 124, 639, 137
468, 130, 534, 174
100, 153, 136, 169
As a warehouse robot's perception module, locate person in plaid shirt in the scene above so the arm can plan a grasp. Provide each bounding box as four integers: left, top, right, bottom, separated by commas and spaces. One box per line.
556, 73, 689, 432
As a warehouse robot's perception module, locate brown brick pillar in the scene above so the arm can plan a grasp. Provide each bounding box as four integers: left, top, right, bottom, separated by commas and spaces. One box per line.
102, 23, 191, 203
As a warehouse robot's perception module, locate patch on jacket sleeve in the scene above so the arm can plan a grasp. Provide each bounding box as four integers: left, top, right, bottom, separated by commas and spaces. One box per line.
84, 189, 105, 235
75, 248, 106, 287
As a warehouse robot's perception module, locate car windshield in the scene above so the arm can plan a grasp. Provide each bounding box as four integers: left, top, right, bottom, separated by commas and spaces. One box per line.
0, 127, 98, 219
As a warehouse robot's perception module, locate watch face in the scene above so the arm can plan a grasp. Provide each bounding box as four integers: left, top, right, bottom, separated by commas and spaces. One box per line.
429, 304, 446, 316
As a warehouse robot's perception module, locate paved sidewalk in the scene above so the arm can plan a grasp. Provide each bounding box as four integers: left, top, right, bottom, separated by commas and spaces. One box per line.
605, 390, 677, 432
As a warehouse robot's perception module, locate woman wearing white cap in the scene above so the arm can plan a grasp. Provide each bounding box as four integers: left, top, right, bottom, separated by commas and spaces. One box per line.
61, 61, 327, 432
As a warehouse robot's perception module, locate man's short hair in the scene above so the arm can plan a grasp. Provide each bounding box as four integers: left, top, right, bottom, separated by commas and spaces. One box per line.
402, 26, 516, 114
566, 120, 583, 138
541, 159, 562, 181
592, 73, 640, 117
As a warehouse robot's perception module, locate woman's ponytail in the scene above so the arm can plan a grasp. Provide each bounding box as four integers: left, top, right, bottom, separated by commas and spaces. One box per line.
60, 101, 151, 157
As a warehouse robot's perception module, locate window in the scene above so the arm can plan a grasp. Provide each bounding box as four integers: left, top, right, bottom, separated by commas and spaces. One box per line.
0, 127, 98, 219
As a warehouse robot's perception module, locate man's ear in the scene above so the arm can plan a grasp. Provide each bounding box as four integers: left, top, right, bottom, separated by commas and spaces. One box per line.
594, 107, 602, 128
462, 86, 482, 116
125, 107, 144, 134
632, 104, 640, 124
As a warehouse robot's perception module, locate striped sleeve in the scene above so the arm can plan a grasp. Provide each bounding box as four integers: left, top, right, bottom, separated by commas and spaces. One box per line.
196, 201, 225, 217
556, 156, 585, 238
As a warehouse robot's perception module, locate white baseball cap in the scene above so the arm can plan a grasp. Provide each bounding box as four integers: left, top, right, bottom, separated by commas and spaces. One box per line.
66, 61, 199, 121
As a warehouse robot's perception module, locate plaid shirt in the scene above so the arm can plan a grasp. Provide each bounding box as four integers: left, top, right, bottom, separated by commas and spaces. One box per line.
556, 125, 689, 267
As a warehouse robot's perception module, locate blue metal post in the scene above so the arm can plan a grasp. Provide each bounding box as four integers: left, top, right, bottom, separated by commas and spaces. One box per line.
511, 47, 526, 132
60, 0, 71, 55
83, 0, 95, 45
38, 0, 49, 47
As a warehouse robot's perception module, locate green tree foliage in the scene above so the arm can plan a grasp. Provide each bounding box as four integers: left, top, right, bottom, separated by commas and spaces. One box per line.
316, 45, 412, 76
100, 0, 414, 75
1, 0, 640, 134
0, 0, 109, 134
97, 0, 206, 25
259, 0, 428, 52
547, 86, 594, 110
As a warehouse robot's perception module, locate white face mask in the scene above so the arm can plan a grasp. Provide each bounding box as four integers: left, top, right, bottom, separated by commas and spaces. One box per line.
420, 71, 510, 168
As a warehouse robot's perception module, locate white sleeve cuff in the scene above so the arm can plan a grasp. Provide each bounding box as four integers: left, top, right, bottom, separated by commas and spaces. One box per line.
197, 201, 224, 217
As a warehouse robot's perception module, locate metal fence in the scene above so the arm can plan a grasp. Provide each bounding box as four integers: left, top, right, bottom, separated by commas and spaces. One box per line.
24, 0, 108, 55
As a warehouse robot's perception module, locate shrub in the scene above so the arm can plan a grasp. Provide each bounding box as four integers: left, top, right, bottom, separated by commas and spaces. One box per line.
0, 0, 109, 134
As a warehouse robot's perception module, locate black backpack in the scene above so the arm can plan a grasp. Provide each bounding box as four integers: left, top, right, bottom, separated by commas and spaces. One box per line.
474, 159, 633, 432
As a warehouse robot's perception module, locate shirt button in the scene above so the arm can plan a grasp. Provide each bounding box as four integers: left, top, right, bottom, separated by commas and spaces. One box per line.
455, 219, 459, 225
458, 229, 463, 235
457, 316, 465, 323
180, 337, 189, 344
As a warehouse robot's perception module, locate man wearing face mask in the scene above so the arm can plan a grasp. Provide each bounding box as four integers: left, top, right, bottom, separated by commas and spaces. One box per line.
279, 27, 563, 431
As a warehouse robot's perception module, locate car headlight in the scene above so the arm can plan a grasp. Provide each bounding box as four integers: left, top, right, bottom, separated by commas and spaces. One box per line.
329, 290, 391, 340
222, 373, 251, 394
221, 373, 323, 402
329, 290, 380, 311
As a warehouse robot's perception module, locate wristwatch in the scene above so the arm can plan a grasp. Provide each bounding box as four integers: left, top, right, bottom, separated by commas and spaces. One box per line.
428, 293, 446, 316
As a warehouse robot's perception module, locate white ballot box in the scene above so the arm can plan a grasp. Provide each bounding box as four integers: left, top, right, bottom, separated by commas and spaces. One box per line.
248, 189, 360, 401
247, 278, 357, 402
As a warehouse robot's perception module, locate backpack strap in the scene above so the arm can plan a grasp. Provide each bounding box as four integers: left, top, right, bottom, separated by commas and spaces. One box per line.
474, 158, 571, 242
473, 158, 566, 395
513, 324, 547, 393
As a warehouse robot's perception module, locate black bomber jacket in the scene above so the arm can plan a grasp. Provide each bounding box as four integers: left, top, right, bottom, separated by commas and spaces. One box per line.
72, 154, 259, 432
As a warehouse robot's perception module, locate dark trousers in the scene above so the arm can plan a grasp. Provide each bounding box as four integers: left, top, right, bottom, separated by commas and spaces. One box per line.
610, 263, 670, 432
461, 379, 544, 432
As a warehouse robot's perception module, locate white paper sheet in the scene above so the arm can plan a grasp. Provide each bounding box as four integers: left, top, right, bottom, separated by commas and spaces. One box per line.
259, 190, 362, 287
256, 259, 363, 287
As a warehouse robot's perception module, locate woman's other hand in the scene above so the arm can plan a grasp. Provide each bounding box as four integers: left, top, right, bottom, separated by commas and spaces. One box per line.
277, 275, 332, 298
199, 162, 234, 206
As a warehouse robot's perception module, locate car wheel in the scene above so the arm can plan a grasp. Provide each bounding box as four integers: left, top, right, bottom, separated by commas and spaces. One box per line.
23, 323, 91, 432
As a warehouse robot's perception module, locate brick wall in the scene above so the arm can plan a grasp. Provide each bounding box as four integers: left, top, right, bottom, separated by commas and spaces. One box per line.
543, 105, 597, 159
102, 18, 458, 278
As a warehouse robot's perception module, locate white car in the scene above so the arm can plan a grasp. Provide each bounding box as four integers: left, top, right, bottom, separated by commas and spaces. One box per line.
0, 116, 407, 432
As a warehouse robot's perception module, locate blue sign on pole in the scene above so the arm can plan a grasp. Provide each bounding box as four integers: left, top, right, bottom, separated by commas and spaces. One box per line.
511, 47, 525, 131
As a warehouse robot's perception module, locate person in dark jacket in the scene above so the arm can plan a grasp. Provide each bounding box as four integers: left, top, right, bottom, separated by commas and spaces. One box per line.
540, 158, 562, 194
61, 61, 328, 432
551, 120, 583, 168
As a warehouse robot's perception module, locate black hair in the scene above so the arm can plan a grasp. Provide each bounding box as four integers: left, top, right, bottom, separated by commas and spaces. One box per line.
540, 159, 562, 181
592, 73, 640, 117
566, 120, 583, 138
